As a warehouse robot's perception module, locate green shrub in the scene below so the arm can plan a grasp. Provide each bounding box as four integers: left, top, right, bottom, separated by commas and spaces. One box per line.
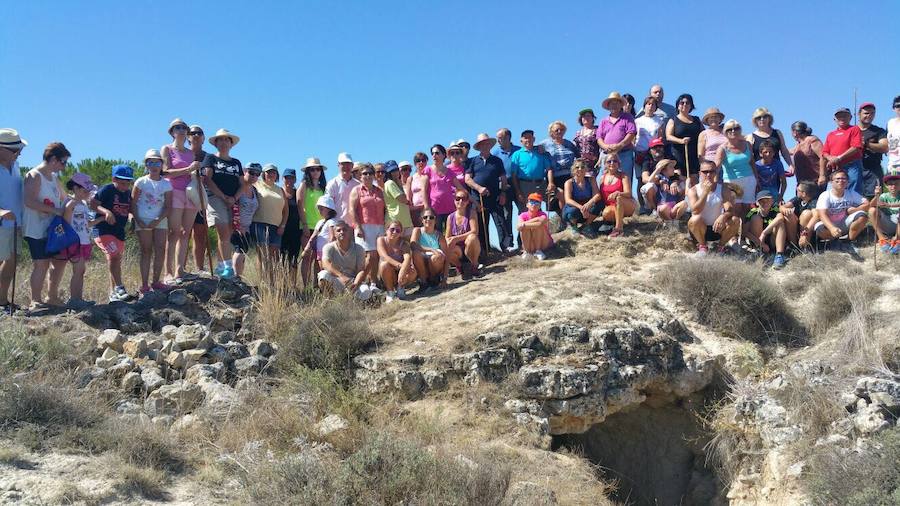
805, 428, 900, 505
0, 326, 71, 375
657, 257, 806, 345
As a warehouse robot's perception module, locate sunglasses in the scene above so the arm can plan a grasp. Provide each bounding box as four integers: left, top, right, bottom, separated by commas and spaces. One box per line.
700, 170, 715, 175
725, 128, 741, 133
361, 171, 374, 176
527, 200, 541, 205
189, 131, 203, 136
422, 215, 436, 221
248, 171, 262, 177
172, 125, 188, 132
309, 167, 322, 171
146, 160, 163, 167
0, 147, 22, 154
375, 170, 385, 175
431, 152, 443, 156
454, 196, 468, 201
388, 227, 402, 232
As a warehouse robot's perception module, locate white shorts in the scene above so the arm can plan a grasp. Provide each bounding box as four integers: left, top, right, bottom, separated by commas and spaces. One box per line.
316, 270, 372, 300
0, 227, 15, 262
639, 182, 656, 198
723, 175, 757, 204
354, 223, 384, 252
814, 211, 867, 235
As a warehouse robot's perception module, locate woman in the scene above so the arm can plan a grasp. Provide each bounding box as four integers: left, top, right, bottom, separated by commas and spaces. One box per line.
297, 157, 327, 285
202, 128, 244, 279
573, 109, 600, 173
541, 120, 578, 213
280, 167, 302, 287
407, 154, 428, 227
598, 155, 636, 238
698, 107, 726, 163
665, 93, 704, 184
747, 107, 794, 176
373, 163, 387, 190
446, 145, 468, 183
421, 144, 466, 231
22, 142, 69, 308
622, 93, 637, 116
411, 209, 450, 291
789, 121, 824, 186
229, 166, 260, 279
349, 164, 386, 288
377, 220, 417, 302
562, 159, 603, 235
445, 190, 481, 279
634, 97, 665, 164
161, 118, 199, 284
383, 160, 413, 236
252, 164, 288, 282
132, 149, 172, 294
715, 119, 758, 216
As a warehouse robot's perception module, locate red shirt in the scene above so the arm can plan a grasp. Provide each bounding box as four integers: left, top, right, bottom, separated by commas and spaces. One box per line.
823, 125, 862, 162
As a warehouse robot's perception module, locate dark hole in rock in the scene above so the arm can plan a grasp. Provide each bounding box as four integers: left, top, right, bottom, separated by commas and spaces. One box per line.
552, 393, 726, 506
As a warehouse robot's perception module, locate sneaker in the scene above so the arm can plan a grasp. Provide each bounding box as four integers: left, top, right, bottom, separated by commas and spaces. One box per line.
213, 264, 225, 276
520, 251, 533, 260
220, 266, 235, 279
533, 250, 547, 261
368, 283, 382, 295
597, 223, 614, 234
384, 291, 396, 303
396, 286, 407, 300
695, 245, 709, 258
356, 284, 373, 301
879, 239, 892, 253
772, 253, 786, 270
109, 290, 129, 303
650, 210, 659, 219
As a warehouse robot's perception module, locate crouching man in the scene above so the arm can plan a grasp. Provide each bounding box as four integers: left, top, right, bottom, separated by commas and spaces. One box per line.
687, 161, 741, 256
814, 168, 869, 243
317, 220, 372, 300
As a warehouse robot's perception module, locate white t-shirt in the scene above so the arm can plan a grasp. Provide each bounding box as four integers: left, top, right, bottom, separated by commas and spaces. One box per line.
314, 217, 336, 256
133, 175, 172, 222
635, 115, 664, 152
816, 188, 863, 222
69, 199, 92, 244
887, 117, 900, 174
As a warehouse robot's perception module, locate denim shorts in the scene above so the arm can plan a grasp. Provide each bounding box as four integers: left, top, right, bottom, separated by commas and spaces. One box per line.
251, 222, 282, 247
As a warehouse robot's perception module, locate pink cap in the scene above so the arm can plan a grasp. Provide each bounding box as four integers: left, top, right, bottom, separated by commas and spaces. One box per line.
858, 102, 876, 110
649, 138, 665, 149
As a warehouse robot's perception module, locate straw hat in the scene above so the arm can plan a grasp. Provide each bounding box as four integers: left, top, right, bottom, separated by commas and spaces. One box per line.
702, 107, 725, 126
655, 159, 676, 171
751, 107, 772, 122
144, 149, 163, 162
303, 157, 325, 170
209, 128, 240, 147
473, 133, 496, 150
602, 92, 625, 111
0, 128, 27, 150
168, 118, 189, 136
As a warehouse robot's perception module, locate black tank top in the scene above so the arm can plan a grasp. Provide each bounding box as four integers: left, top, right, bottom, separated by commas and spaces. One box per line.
284, 190, 300, 229
751, 130, 784, 161
671, 115, 703, 172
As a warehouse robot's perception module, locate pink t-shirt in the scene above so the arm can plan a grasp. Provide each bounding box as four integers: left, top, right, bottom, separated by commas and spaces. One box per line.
165, 144, 195, 191
597, 113, 637, 147
423, 166, 457, 214
411, 174, 426, 207
447, 163, 466, 183
518, 210, 554, 245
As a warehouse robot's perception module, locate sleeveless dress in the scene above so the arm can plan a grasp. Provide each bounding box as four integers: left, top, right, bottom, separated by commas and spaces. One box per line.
281, 188, 302, 261
23, 169, 63, 240
671, 115, 704, 173
751, 130, 785, 161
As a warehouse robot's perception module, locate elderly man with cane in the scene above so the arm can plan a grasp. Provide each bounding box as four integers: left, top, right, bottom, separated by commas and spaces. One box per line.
0, 129, 26, 313
465, 133, 508, 261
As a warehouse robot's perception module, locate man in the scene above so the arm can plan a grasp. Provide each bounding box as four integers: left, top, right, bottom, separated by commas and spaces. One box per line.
819, 108, 863, 194
0, 128, 25, 310
636, 84, 676, 123
511, 130, 552, 209
687, 161, 741, 256
857, 102, 888, 197
814, 168, 869, 242
188, 124, 215, 274
465, 133, 508, 256
325, 152, 360, 226
492, 128, 521, 253
317, 220, 371, 300
597, 92, 638, 192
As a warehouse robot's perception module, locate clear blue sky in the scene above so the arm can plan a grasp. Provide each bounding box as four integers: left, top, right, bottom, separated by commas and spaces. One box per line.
4, 0, 899, 174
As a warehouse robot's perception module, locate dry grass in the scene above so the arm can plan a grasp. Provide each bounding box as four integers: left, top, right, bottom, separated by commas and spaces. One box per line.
704, 377, 765, 483
0, 324, 72, 375
114, 464, 169, 501
772, 376, 848, 447
112, 423, 188, 474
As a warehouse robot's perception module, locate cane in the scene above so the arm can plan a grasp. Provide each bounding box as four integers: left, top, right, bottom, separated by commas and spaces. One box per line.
195, 169, 216, 274
479, 192, 490, 262
684, 143, 692, 183
873, 195, 879, 272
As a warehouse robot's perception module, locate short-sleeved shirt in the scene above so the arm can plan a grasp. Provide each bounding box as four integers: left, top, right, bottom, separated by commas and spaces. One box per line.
816, 189, 864, 223
746, 204, 780, 226
202, 154, 244, 197
384, 179, 412, 228
539, 139, 579, 178
466, 154, 506, 206
755, 159, 785, 194
518, 210, 553, 244
0, 161, 23, 229
860, 124, 887, 178
823, 125, 863, 162
252, 181, 285, 226
788, 196, 815, 218
879, 192, 900, 218
325, 176, 360, 226
511, 149, 552, 181
634, 115, 664, 152
322, 241, 365, 278
888, 118, 900, 173
597, 113, 637, 148
93, 183, 131, 240
133, 175, 172, 222
491, 144, 521, 179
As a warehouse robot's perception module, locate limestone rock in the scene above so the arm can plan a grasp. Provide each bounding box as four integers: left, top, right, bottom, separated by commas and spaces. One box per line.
198, 378, 241, 414
223, 342, 249, 361
248, 339, 275, 358
182, 348, 208, 369
853, 404, 890, 435
518, 364, 607, 400
174, 324, 206, 351
210, 308, 242, 331
141, 369, 166, 392
144, 380, 205, 416
96, 347, 120, 368
234, 355, 266, 375
166, 351, 186, 369
171, 413, 203, 432
161, 325, 179, 340
151, 415, 174, 429
186, 363, 225, 383
316, 414, 349, 436
167, 288, 190, 306
97, 329, 125, 352
123, 338, 148, 359
121, 371, 142, 391
107, 357, 136, 377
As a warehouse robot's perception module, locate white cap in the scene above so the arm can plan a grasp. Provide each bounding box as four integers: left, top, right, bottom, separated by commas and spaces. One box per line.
337, 152, 353, 164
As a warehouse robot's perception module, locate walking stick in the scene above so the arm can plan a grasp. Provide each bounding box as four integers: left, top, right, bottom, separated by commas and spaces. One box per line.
683, 143, 691, 183
479, 192, 490, 262
195, 169, 216, 274
873, 197, 879, 272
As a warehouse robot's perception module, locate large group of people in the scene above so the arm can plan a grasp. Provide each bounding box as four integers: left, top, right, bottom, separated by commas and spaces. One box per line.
1, 85, 899, 309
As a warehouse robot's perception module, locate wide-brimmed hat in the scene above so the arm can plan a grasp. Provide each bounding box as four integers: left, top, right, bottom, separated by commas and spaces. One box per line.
0, 128, 27, 150
755, 190, 774, 202
263, 163, 278, 173
304, 157, 325, 170
702, 107, 725, 125
188, 124, 204, 135
337, 152, 353, 164
751, 107, 772, 122
602, 92, 625, 110
144, 149, 163, 162
884, 173, 900, 183
456, 138, 470, 149
473, 133, 496, 150
68, 172, 97, 193
655, 159, 676, 171
649, 138, 665, 149
168, 118, 189, 136
209, 128, 240, 147
316, 194, 336, 211
447, 143, 464, 154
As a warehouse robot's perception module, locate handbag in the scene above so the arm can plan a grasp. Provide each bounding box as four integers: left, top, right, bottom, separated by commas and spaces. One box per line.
45, 215, 80, 255
185, 172, 203, 209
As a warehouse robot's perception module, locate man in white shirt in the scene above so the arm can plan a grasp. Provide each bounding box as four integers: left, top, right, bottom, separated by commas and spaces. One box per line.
325, 152, 360, 227
814, 168, 869, 242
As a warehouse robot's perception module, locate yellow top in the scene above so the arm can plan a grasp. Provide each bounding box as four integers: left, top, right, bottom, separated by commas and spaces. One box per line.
252, 181, 286, 226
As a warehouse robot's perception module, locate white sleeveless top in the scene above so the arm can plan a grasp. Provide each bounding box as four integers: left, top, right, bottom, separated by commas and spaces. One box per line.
692, 183, 723, 225
22, 168, 63, 239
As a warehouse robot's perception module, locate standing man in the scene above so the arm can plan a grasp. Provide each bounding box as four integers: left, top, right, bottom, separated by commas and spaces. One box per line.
325, 152, 360, 226
820, 108, 864, 194
511, 130, 553, 210
857, 102, 888, 197
636, 84, 676, 123
465, 133, 508, 257
492, 128, 521, 253
188, 124, 214, 274
0, 129, 25, 310
597, 92, 638, 195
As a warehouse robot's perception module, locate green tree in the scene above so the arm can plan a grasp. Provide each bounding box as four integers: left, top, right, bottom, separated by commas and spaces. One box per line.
63, 157, 142, 186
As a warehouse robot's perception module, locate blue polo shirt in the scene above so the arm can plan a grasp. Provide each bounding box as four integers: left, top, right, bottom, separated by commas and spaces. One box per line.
466, 154, 506, 208
0, 161, 23, 229
511, 148, 552, 181
491, 144, 521, 179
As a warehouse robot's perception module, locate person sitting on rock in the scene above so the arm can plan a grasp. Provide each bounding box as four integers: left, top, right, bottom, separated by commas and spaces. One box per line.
869, 173, 900, 254
562, 158, 604, 236
517, 192, 554, 260
687, 161, 741, 256
317, 220, 371, 300
445, 189, 482, 279
411, 209, 450, 291
377, 220, 417, 302
640, 158, 686, 224
814, 168, 870, 243
745, 190, 787, 269
780, 181, 819, 248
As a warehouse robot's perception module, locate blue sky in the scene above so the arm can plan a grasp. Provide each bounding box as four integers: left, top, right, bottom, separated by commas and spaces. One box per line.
4, 0, 899, 175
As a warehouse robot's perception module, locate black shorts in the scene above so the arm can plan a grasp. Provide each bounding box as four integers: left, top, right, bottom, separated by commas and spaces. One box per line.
194, 211, 206, 226
704, 226, 721, 242
25, 237, 53, 260
280, 229, 303, 264
230, 230, 256, 254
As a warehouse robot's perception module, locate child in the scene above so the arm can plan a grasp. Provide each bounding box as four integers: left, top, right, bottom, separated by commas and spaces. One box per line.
92, 164, 135, 302
755, 140, 786, 202
746, 190, 787, 269
517, 192, 553, 261
301, 195, 338, 278
132, 149, 173, 293
57, 173, 101, 308
781, 181, 819, 247
642, 159, 686, 225
869, 173, 900, 254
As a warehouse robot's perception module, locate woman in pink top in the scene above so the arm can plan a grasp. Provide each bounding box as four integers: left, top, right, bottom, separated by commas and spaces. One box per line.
161, 118, 200, 284
349, 163, 386, 287
598, 155, 636, 238
421, 144, 466, 232
698, 107, 726, 163
445, 189, 481, 279
446, 144, 468, 182
406, 154, 428, 226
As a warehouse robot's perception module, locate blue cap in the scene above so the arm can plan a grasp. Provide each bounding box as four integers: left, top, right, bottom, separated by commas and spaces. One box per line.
111, 164, 134, 180
283, 168, 297, 178
384, 160, 399, 173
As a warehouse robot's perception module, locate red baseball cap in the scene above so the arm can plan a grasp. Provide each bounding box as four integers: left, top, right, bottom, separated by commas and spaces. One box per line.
649, 138, 665, 149
859, 102, 876, 111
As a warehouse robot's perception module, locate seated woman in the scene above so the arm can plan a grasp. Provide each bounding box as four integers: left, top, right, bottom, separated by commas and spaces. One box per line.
746, 190, 787, 269
780, 181, 819, 247
411, 209, 450, 290
642, 159, 686, 224
562, 159, 604, 236
377, 220, 418, 302
598, 154, 636, 237
517, 192, 554, 260
445, 190, 481, 279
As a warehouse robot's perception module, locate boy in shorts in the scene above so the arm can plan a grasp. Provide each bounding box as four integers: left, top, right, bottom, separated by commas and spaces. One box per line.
746, 190, 787, 269
869, 173, 900, 254
91, 165, 135, 302
814, 168, 869, 242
